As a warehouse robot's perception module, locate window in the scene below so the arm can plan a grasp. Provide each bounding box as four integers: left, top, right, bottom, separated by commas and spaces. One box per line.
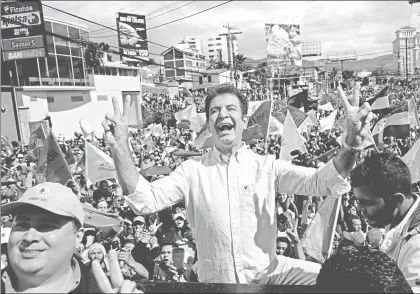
166, 69, 175, 77
45, 21, 52, 33
55, 37, 70, 55
208, 76, 212, 82
118, 68, 128, 76
97, 95, 108, 101
68, 27, 80, 39
72, 57, 84, 79
71, 96, 84, 102
209, 49, 214, 52
164, 61, 174, 67
132, 70, 138, 77
216, 43, 222, 46
208, 44, 213, 47
175, 60, 184, 67
47, 55, 58, 78
47, 96, 55, 103
186, 60, 193, 66
209, 55, 214, 58
30, 97, 37, 101
39, 58, 48, 78
216, 37, 221, 40
174, 50, 184, 59
46, 35, 54, 55
199, 76, 203, 84
105, 67, 112, 75
56, 55, 72, 79
176, 69, 185, 76
208, 38, 214, 41
111, 68, 117, 76
126, 69, 133, 76
53, 23, 68, 38
164, 52, 174, 60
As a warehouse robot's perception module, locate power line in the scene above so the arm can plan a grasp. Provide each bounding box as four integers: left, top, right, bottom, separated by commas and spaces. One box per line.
41, 3, 171, 49
148, 1, 197, 20
146, 1, 184, 17
147, 0, 234, 31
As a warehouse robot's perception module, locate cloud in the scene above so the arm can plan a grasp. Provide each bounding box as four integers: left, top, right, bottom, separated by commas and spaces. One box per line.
44, 1, 415, 61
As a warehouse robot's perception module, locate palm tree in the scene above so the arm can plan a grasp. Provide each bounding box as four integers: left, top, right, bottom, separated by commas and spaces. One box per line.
234, 53, 249, 87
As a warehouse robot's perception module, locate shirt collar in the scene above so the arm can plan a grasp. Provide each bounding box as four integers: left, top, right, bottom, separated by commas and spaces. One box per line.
211, 142, 247, 164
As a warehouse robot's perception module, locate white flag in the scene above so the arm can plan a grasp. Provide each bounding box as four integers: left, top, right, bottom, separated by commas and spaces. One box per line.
319, 110, 337, 132
174, 104, 197, 122
279, 111, 308, 162
402, 138, 420, 183
85, 142, 117, 186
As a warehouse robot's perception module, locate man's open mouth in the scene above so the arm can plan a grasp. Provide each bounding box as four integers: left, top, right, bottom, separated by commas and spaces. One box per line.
217, 123, 234, 132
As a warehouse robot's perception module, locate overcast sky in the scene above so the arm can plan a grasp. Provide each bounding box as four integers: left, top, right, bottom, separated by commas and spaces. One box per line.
45, 1, 419, 61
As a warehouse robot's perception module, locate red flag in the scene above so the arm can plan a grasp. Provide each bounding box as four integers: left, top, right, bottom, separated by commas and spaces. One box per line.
27, 125, 46, 161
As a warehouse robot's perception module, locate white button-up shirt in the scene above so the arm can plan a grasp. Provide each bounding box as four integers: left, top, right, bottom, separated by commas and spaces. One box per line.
126, 145, 349, 283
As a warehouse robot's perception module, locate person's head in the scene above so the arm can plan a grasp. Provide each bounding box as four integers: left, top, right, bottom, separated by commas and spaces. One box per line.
1, 213, 12, 224
307, 205, 316, 219
350, 152, 412, 228
2, 183, 84, 281
97, 200, 108, 212
366, 228, 383, 250
350, 215, 362, 232
122, 240, 135, 253
204, 85, 248, 152
346, 204, 358, 216
17, 154, 24, 163
81, 229, 96, 246
173, 213, 186, 229
98, 180, 110, 194
276, 237, 291, 257
277, 193, 288, 204
277, 213, 292, 232
88, 243, 106, 262
160, 242, 178, 267
1, 184, 7, 196
316, 245, 412, 293
132, 216, 145, 234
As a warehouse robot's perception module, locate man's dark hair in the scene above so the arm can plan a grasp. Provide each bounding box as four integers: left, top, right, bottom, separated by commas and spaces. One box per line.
160, 241, 178, 250
349, 214, 360, 222
204, 84, 248, 121
317, 245, 413, 293
276, 236, 292, 257
350, 151, 412, 202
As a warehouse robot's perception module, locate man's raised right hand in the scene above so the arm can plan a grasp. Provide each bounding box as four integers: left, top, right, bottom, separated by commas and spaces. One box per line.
102, 96, 131, 149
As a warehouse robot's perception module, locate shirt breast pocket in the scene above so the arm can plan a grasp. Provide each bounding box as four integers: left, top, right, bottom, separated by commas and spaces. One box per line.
241, 183, 258, 213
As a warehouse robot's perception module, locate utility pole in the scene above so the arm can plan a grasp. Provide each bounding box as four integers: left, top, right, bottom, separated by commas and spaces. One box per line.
406, 37, 409, 86
219, 24, 242, 86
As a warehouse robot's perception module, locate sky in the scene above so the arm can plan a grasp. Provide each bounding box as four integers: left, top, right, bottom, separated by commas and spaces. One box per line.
44, 1, 420, 62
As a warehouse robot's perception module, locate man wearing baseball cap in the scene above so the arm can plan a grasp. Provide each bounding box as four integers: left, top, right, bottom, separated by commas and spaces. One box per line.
1, 182, 142, 293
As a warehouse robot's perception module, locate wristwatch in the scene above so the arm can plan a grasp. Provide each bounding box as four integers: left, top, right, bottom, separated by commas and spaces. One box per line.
342, 137, 363, 153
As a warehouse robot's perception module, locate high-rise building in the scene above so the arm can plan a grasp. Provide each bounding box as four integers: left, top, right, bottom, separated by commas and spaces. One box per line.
176, 36, 202, 54
206, 34, 238, 67
392, 26, 420, 76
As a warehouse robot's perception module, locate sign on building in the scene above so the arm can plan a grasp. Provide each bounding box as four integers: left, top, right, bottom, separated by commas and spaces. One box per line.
1, 0, 47, 61
116, 12, 149, 62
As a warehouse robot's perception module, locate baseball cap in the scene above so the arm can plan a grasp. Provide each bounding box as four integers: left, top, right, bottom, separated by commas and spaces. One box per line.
173, 213, 186, 221
2, 182, 84, 227
133, 216, 145, 224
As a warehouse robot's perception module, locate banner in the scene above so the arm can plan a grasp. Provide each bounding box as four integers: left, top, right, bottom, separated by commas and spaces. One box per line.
85, 142, 117, 185
265, 23, 302, 71
27, 124, 46, 161
117, 12, 149, 62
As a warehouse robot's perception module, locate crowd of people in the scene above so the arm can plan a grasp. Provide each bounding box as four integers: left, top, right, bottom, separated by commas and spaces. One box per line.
1, 79, 420, 293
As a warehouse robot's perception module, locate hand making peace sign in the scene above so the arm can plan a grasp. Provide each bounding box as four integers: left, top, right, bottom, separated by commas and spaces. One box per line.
92, 249, 144, 293
337, 82, 376, 148
102, 96, 132, 148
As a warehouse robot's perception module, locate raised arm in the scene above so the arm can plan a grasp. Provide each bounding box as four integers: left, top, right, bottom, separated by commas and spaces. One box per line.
102, 96, 188, 214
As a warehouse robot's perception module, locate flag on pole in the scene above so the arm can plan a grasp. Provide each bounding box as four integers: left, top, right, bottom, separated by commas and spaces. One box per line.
268, 116, 284, 136
174, 103, 197, 123
402, 138, 420, 184
287, 85, 309, 112
27, 125, 46, 161
318, 102, 335, 111
319, 110, 338, 132
85, 142, 117, 185
306, 110, 318, 127
1, 135, 13, 157
301, 195, 341, 263
367, 86, 390, 111
372, 104, 410, 145
35, 131, 73, 185
279, 110, 308, 162
286, 105, 308, 129
408, 98, 419, 128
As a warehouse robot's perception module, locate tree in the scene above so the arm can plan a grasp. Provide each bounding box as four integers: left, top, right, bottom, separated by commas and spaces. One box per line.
233, 53, 250, 87
84, 42, 110, 70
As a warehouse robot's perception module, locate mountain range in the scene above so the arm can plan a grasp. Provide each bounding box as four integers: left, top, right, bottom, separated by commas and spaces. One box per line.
244, 53, 397, 73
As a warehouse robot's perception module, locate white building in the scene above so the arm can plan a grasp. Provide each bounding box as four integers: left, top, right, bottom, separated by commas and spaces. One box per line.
3, 16, 151, 141
206, 34, 238, 67
176, 36, 202, 55
392, 26, 420, 76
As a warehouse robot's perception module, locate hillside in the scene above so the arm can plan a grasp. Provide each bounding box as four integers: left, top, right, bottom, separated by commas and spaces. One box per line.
244, 54, 397, 73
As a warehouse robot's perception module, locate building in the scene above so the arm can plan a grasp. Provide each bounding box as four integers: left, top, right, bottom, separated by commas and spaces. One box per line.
1, 16, 149, 141
392, 26, 420, 76
161, 46, 207, 88
176, 36, 202, 54
207, 34, 238, 67
192, 68, 245, 89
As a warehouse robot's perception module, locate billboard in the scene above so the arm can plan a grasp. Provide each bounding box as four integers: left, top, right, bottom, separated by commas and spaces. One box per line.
1, 0, 47, 61
117, 12, 149, 62
265, 23, 302, 72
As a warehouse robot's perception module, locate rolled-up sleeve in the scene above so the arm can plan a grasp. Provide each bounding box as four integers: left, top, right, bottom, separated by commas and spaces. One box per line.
125, 162, 190, 215
275, 159, 350, 197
